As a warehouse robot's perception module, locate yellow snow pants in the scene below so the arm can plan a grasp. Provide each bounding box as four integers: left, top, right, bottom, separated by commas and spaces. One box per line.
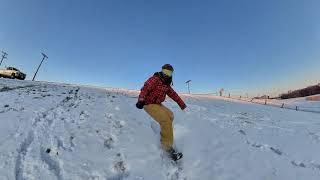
144, 104, 174, 151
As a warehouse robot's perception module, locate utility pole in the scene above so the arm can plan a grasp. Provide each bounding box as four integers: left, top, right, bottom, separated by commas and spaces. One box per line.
32, 53, 48, 81
219, 88, 224, 96
0, 51, 8, 66
185, 80, 191, 94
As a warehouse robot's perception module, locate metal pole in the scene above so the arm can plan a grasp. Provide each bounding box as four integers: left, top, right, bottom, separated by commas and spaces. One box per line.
32, 53, 48, 81
185, 80, 191, 94
0, 51, 8, 66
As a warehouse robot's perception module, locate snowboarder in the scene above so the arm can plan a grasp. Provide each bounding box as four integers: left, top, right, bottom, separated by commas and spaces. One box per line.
136, 64, 187, 161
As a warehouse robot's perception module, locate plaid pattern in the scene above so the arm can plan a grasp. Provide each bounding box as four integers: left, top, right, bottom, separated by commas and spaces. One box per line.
138, 75, 187, 110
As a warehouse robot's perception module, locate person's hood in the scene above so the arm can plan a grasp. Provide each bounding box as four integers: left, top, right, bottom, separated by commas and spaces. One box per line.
153, 72, 172, 86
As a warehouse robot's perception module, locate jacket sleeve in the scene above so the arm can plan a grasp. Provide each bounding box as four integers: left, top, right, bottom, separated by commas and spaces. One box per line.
167, 87, 187, 110
138, 76, 158, 102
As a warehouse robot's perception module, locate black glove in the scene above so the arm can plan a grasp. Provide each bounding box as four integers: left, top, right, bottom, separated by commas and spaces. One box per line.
136, 101, 145, 109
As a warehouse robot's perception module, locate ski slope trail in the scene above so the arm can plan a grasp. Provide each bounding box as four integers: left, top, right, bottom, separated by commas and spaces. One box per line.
0, 79, 320, 180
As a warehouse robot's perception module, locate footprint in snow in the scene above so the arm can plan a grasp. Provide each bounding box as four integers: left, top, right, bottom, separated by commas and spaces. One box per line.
106, 113, 114, 119
40, 147, 64, 180
291, 161, 306, 168
270, 147, 283, 156
239, 130, 246, 135
104, 136, 115, 149
113, 120, 125, 129
108, 153, 129, 180
80, 111, 89, 121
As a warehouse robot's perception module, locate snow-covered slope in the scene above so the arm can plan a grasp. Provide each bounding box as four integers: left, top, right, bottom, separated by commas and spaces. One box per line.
1, 79, 320, 180
211, 95, 320, 113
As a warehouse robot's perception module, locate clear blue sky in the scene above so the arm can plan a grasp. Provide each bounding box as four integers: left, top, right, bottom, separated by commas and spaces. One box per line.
1, 0, 319, 96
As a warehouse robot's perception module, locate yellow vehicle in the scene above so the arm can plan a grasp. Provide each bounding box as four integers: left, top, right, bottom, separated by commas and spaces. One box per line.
0, 67, 26, 80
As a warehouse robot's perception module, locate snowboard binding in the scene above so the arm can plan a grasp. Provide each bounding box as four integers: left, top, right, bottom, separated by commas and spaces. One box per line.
167, 147, 183, 161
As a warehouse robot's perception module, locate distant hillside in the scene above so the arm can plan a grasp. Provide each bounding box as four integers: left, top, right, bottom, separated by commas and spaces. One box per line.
280, 83, 320, 99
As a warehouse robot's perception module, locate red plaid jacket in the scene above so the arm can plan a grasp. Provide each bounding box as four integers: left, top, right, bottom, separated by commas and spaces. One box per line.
138, 74, 187, 110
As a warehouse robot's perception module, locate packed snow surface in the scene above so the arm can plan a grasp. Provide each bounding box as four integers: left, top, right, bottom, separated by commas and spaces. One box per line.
0, 79, 320, 180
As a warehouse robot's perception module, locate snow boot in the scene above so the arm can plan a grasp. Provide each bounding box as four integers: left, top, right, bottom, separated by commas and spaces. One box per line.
167, 148, 183, 161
